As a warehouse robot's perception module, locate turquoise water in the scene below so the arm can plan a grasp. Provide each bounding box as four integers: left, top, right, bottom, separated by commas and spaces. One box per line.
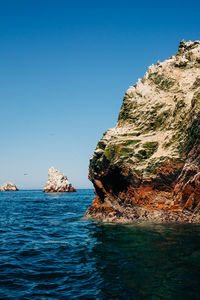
0, 189, 199, 299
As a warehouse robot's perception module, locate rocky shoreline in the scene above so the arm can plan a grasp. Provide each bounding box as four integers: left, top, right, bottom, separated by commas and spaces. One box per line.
85, 196, 200, 223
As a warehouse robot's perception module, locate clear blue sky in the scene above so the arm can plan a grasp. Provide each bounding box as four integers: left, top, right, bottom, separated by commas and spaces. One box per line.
0, 0, 199, 189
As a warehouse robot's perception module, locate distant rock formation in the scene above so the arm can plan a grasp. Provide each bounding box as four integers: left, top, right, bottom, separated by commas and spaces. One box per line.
86, 40, 200, 223
0, 182, 18, 191
43, 167, 76, 193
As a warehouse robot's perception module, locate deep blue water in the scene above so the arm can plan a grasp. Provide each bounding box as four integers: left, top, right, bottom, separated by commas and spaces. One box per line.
0, 190, 200, 299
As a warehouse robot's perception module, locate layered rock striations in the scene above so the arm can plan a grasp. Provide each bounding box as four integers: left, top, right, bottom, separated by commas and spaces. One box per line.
0, 182, 18, 191
86, 40, 200, 223
43, 167, 76, 193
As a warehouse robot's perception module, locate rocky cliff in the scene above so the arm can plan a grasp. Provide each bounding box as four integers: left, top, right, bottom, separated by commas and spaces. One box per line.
43, 167, 76, 193
86, 40, 200, 223
0, 182, 18, 191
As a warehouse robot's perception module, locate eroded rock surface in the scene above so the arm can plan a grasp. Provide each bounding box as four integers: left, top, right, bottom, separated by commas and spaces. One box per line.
86, 40, 200, 223
0, 182, 18, 191
43, 167, 76, 193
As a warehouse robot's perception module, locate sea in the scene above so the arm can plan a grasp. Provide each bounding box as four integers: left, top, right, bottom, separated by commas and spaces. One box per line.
0, 189, 200, 299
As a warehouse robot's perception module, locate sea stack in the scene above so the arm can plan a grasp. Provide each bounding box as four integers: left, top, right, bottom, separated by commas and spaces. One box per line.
0, 182, 18, 191
86, 40, 200, 223
43, 167, 76, 193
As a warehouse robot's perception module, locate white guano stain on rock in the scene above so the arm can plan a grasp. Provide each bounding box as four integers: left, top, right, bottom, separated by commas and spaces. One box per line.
43, 167, 76, 193
0, 182, 18, 191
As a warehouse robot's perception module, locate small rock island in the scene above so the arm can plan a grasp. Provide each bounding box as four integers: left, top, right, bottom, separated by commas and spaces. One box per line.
86, 40, 200, 223
0, 182, 18, 191
43, 167, 76, 193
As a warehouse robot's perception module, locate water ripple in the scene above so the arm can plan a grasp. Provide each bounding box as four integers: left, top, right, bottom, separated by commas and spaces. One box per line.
0, 190, 199, 299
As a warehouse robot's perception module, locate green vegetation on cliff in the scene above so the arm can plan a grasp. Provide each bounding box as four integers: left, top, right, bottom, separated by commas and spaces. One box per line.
148, 72, 175, 90
89, 40, 200, 179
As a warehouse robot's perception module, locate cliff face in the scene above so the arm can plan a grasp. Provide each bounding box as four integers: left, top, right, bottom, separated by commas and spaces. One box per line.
43, 167, 76, 193
86, 40, 200, 223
